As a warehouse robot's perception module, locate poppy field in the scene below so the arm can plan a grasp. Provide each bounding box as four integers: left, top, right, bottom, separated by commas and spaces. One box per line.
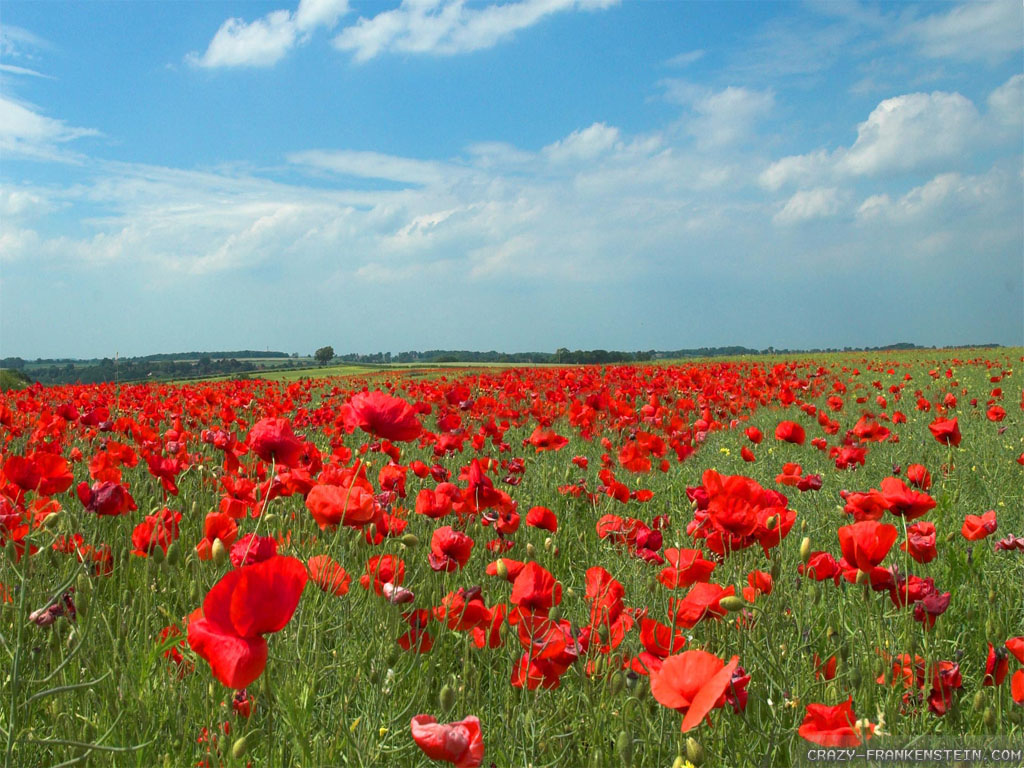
1, 351, 1022, 768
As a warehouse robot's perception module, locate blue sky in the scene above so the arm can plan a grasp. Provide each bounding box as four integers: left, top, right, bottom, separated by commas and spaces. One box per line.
1, 0, 1022, 358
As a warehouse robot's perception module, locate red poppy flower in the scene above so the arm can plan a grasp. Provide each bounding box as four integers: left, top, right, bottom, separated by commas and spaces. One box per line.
838, 520, 898, 572
798, 697, 874, 747
77, 480, 137, 516
187, 555, 308, 689
132, 507, 181, 557
305, 482, 377, 530
744, 427, 763, 444
650, 650, 740, 731
525, 506, 558, 532
4, 453, 74, 496
658, 548, 717, 589
961, 510, 997, 541
359, 554, 405, 595
247, 418, 305, 466
410, 715, 483, 768
879, 478, 935, 521
230, 534, 278, 567
428, 526, 475, 572
774, 421, 806, 445
342, 390, 423, 442
308, 555, 350, 596
196, 512, 239, 561
905, 463, 931, 490
901, 521, 937, 564
928, 417, 961, 446
509, 562, 562, 615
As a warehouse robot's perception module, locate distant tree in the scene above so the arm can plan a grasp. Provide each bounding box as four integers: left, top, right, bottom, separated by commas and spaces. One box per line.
315, 346, 335, 365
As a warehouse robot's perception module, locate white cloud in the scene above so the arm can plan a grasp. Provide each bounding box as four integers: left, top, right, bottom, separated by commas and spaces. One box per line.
287, 149, 463, 186
665, 49, 704, 67
664, 82, 774, 149
759, 149, 830, 191
773, 187, 842, 225
333, 0, 617, 62
0, 63, 54, 79
988, 73, 1024, 133
0, 25, 49, 61
837, 91, 981, 177
189, 0, 350, 68
857, 167, 1012, 223
905, 2, 1023, 63
542, 122, 621, 163
0, 95, 99, 161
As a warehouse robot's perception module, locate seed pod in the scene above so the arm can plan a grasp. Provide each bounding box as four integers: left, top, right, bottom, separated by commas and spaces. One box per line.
615, 730, 633, 766
686, 737, 705, 766
800, 537, 811, 564
401, 533, 420, 548
165, 542, 181, 567
211, 538, 227, 566
719, 596, 747, 613
75, 574, 91, 619
972, 690, 985, 712
231, 736, 249, 759
439, 684, 456, 712
609, 671, 625, 696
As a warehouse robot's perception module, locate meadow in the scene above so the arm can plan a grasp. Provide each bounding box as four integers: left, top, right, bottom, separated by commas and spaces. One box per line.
1, 350, 1021, 767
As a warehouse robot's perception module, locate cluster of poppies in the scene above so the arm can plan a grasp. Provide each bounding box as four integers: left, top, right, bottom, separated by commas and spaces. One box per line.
1, 352, 1020, 765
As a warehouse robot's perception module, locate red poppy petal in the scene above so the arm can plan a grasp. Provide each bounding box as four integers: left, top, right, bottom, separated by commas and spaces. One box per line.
230, 556, 308, 637
681, 656, 739, 732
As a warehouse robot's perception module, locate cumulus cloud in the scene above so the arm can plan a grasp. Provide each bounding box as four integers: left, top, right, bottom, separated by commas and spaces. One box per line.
332, 0, 617, 62
773, 187, 842, 225
762, 73, 1021, 190
188, 0, 350, 68
663, 81, 774, 149
542, 123, 622, 163
857, 167, 1014, 223
837, 91, 981, 177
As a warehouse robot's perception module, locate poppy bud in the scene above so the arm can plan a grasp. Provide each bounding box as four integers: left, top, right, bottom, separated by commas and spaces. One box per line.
686, 737, 705, 766
75, 574, 90, 619
264, 513, 279, 528
548, 606, 562, 623
719, 596, 747, 613
4, 540, 16, 561
988, 589, 996, 604
609, 671, 625, 696
849, 667, 862, 687
367, 523, 378, 541
544, 536, 553, 551
672, 757, 687, 768
944, 531, 956, 543
855, 569, 870, 586
566, 587, 576, 600
972, 690, 985, 712
799, 537, 811, 564
211, 538, 227, 566
150, 545, 165, 564
494, 560, 509, 579
231, 735, 249, 759
839, 643, 849, 662
765, 514, 778, 531
439, 684, 456, 712
165, 542, 181, 567
615, 730, 633, 766
526, 543, 537, 559
401, 533, 419, 548
42, 512, 60, 529
770, 560, 781, 581
984, 707, 996, 728
800, 520, 808, 533
812, 585, 822, 603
